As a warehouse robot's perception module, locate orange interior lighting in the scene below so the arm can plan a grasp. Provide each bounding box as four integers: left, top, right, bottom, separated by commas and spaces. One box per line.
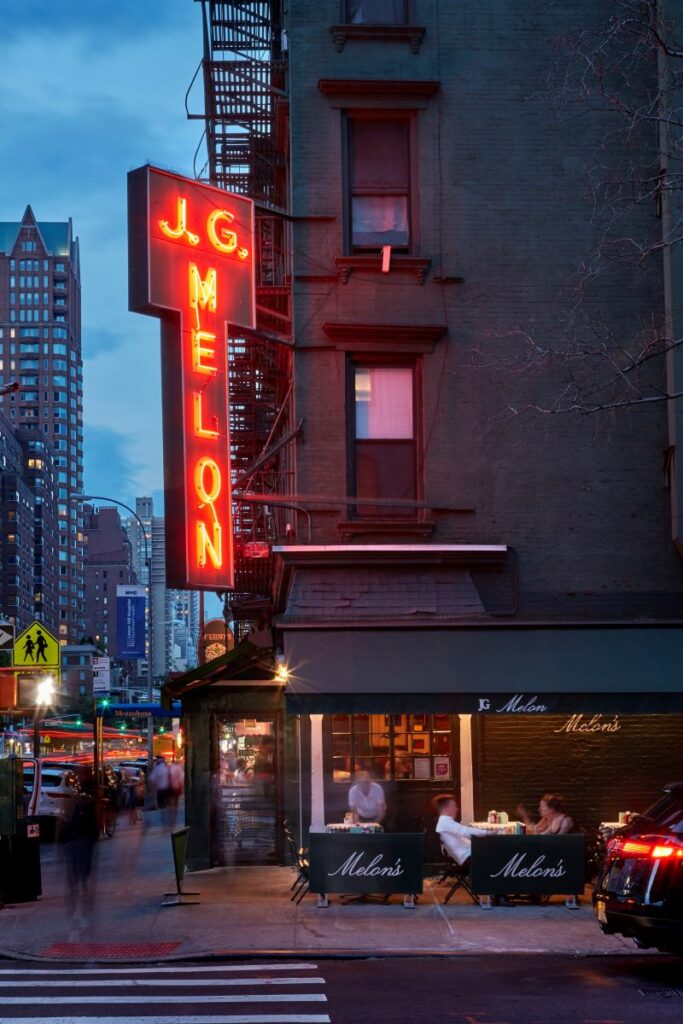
189, 263, 217, 312
159, 197, 200, 246
193, 392, 219, 438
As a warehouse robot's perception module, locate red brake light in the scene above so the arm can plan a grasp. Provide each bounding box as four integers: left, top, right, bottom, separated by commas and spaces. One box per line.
622, 840, 653, 857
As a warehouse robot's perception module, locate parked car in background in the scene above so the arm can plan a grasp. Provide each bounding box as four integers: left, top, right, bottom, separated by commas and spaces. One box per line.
593, 782, 683, 953
22, 765, 82, 840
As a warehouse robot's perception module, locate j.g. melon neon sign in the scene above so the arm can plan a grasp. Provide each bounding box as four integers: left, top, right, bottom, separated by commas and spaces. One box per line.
128, 166, 255, 590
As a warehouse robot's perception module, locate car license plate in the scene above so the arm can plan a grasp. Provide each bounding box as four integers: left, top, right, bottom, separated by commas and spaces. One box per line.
596, 899, 608, 924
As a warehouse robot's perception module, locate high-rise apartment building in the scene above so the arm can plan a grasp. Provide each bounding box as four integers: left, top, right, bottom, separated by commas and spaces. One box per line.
0, 205, 84, 642
82, 504, 137, 652
0, 408, 60, 633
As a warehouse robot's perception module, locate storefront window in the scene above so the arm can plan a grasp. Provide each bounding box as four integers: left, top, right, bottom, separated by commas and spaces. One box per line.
332, 713, 452, 782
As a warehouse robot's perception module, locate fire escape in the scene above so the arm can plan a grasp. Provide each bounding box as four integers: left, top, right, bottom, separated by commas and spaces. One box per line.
190, 0, 294, 638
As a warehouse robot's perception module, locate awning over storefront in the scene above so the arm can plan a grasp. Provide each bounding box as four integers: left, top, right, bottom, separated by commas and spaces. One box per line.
283, 625, 683, 714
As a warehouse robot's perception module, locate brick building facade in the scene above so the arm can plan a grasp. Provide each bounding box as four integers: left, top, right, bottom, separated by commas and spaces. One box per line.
171, 1, 683, 869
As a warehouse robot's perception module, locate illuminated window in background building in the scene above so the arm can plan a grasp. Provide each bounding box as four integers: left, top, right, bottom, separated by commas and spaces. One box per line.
348, 117, 411, 250
351, 364, 416, 516
332, 715, 453, 782
346, 0, 408, 24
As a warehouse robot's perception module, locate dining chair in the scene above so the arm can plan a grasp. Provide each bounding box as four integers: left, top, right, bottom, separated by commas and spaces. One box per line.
439, 844, 479, 905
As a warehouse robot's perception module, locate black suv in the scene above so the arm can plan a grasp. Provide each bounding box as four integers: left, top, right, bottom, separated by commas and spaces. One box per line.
593, 782, 683, 953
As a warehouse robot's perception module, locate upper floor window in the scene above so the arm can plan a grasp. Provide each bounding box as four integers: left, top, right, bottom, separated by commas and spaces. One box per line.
346, 0, 408, 23
350, 363, 417, 516
348, 116, 411, 251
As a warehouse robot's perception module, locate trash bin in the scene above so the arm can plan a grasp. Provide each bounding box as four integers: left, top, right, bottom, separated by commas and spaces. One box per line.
0, 818, 42, 904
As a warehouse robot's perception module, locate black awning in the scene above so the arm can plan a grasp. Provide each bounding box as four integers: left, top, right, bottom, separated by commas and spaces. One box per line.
283, 625, 683, 715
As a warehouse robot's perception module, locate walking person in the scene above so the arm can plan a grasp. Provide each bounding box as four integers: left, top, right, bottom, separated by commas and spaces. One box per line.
59, 789, 99, 935
168, 761, 184, 828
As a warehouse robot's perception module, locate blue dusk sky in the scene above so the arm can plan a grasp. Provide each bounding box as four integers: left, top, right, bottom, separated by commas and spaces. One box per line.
0, 0, 206, 515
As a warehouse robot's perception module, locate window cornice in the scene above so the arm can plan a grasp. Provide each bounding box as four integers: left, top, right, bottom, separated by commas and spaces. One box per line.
330, 25, 426, 54
323, 321, 447, 353
318, 78, 439, 108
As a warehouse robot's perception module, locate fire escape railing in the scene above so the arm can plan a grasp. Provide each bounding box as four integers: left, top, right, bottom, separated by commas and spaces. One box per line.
193, 1, 293, 637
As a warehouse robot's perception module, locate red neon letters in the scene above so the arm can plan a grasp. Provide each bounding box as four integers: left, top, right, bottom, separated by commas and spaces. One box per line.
128, 166, 255, 590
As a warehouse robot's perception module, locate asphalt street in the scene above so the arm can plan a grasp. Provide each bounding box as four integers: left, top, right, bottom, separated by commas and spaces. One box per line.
0, 955, 681, 1024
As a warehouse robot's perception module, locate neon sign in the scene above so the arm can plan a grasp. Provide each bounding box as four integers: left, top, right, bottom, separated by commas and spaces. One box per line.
128, 166, 255, 589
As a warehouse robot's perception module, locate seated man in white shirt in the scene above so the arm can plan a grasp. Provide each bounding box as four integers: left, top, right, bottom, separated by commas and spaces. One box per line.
348, 771, 386, 823
432, 793, 490, 867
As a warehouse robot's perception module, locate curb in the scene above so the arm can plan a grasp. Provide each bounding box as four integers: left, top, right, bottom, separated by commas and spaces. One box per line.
0, 945, 649, 965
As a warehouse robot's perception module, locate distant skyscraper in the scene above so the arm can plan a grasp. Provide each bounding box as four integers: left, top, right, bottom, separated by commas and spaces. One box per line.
0, 206, 83, 642
123, 496, 200, 678
82, 504, 136, 652
0, 409, 60, 633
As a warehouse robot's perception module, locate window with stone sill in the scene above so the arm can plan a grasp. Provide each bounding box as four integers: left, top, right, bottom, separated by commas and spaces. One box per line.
332, 714, 453, 783
347, 116, 413, 252
349, 361, 418, 517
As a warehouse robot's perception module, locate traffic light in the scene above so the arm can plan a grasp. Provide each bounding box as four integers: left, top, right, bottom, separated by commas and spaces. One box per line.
76, 716, 82, 727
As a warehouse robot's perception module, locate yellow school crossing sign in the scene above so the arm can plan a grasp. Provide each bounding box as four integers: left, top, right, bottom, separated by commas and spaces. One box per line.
12, 620, 60, 669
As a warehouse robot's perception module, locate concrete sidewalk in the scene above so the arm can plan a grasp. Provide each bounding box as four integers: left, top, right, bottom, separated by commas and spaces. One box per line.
0, 813, 645, 962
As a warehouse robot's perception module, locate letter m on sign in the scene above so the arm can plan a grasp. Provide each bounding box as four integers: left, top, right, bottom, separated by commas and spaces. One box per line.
127, 165, 255, 590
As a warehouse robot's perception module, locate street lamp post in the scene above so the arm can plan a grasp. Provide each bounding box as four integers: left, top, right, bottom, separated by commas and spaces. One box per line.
72, 494, 154, 768
33, 674, 56, 757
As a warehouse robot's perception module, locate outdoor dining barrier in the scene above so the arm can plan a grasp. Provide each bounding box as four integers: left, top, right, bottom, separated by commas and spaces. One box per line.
308, 831, 424, 908
470, 834, 586, 908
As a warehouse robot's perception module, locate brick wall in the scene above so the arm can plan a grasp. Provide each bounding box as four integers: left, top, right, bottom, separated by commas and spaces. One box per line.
286, 0, 683, 616
472, 713, 683, 836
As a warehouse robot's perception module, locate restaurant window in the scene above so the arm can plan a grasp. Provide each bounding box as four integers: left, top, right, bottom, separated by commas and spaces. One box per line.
345, 1, 408, 23
347, 116, 411, 251
351, 363, 417, 516
332, 714, 453, 782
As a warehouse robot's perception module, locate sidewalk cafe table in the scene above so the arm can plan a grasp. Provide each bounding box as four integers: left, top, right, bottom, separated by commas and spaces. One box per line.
325, 822, 383, 834
470, 821, 525, 835
470, 833, 585, 909
309, 829, 423, 908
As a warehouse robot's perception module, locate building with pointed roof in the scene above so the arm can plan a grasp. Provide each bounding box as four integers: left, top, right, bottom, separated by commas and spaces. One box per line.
0, 205, 84, 642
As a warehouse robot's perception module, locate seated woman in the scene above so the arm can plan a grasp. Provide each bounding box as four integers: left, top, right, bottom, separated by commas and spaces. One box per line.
516, 793, 574, 834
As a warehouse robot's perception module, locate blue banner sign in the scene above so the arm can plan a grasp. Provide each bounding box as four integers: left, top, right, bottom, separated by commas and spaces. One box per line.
116, 585, 146, 658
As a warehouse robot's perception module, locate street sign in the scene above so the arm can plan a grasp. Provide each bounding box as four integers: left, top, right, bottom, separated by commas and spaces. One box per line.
0, 623, 14, 651
12, 621, 59, 669
92, 656, 111, 696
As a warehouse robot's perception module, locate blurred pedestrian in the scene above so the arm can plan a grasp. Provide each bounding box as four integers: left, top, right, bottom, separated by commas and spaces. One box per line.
168, 761, 184, 828
59, 789, 99, 934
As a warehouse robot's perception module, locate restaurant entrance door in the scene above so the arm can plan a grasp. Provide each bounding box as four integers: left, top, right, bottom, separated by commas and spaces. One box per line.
213, 714, 280, 865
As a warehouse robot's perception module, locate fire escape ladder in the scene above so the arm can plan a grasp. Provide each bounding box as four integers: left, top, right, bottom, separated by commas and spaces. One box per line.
198, 2, 293, 637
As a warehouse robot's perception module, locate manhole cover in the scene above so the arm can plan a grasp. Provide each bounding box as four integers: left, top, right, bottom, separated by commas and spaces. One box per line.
40, 942, 181, 959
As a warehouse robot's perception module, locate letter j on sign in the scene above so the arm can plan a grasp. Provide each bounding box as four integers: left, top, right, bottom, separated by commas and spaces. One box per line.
127, 166, 255, 589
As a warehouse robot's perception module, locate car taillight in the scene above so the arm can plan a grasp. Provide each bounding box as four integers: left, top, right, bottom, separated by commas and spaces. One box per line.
616, 839, 683, 859
621, 840, 653, 856
651, 845, 683, 859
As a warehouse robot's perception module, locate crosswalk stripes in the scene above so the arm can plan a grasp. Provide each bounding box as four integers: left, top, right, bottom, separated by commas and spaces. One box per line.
0, 962, 332, 1024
